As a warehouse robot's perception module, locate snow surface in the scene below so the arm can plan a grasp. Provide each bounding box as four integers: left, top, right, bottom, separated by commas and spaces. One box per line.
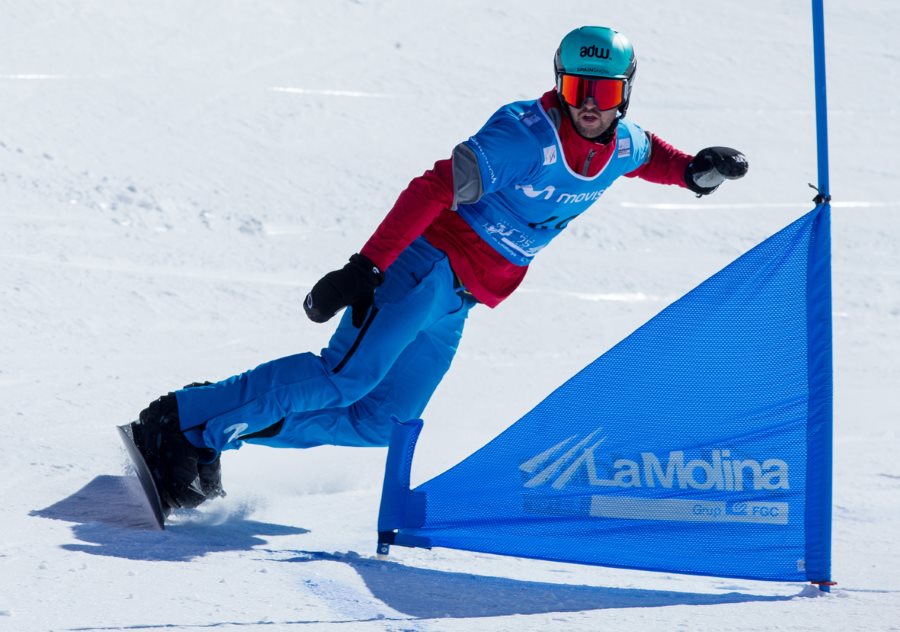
2, 1, 899, 630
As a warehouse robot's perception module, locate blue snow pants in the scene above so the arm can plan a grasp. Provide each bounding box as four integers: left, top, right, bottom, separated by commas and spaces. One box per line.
175, 237, 477, 455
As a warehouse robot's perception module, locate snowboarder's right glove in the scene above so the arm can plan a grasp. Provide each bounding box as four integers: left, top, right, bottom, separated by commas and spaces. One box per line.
685, 146, 749, 196
304, 253, 383, 327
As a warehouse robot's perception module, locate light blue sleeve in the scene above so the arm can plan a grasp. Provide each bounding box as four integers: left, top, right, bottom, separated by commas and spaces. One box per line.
623, 120, 652, 171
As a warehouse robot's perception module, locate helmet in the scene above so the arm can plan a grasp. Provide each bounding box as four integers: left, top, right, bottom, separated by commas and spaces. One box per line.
554, 26, 637, 117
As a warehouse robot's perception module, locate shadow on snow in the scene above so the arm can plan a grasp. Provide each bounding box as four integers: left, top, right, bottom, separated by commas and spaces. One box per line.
33, 479, 795, 620
31, 474, 308, 562
281, 550, 794, 619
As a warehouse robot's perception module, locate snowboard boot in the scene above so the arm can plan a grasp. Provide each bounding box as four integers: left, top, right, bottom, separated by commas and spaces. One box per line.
198, 457, 226, 499
179, 381, 226, 499
131, 392, 208, 511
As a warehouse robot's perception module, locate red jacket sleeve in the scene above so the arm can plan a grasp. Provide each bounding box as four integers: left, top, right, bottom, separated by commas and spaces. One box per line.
626, 133, 693, 187
360, 158, 454, 271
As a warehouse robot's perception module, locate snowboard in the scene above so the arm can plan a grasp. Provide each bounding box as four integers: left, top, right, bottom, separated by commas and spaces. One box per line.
118, 423, 169, 529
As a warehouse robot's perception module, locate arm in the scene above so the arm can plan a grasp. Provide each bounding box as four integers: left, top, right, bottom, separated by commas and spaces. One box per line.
305, 109, 540, 325
359, 158, 455, 271
625, 133, 693, 187
626, 134, 748, 195
304, 160, 453, 327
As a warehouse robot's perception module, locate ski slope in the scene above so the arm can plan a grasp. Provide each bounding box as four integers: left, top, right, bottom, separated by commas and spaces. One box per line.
2, 1, 899, 630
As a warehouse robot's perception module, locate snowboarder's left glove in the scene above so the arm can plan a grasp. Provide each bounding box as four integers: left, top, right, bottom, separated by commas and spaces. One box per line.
685, 146, 748, 195
304, 253, 383, 327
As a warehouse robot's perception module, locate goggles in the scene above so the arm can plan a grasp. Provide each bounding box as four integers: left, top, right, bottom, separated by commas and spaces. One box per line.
558, 74, 628, 110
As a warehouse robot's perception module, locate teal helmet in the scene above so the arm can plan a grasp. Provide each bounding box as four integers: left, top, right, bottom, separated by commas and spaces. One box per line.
554, 26, 637, 117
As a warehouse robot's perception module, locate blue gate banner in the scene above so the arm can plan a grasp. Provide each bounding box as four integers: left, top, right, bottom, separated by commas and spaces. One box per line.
379, 205, 833, 583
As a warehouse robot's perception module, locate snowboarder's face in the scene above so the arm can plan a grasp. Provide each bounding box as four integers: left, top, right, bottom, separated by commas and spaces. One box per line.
568, 98, 618, 140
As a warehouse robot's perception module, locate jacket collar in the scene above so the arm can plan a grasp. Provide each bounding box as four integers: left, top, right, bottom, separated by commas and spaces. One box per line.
539, 89, 617, 177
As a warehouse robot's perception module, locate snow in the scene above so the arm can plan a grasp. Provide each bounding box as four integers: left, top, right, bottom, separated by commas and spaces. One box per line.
2, 1, 899, 630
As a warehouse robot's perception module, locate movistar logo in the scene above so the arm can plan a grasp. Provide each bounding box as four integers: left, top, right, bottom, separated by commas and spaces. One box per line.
580, 45, 610, 60
519, 429, 790, 492
516, 184, 555, 199
514, 185, 606, 205
556, 189, 605, 204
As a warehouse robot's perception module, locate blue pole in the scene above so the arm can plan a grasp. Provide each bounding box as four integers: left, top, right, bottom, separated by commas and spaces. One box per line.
812, 0, 830, 201
810, 0, 833, 594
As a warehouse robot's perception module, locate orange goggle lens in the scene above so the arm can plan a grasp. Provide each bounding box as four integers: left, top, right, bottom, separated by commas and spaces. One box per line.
558, 75, 626, 110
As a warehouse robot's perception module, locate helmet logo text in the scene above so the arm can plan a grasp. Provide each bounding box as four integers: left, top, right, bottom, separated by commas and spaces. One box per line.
580, 45, 610, 60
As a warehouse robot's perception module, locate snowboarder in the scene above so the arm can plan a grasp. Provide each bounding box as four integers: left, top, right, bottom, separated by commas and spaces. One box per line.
129, 26, 748, 512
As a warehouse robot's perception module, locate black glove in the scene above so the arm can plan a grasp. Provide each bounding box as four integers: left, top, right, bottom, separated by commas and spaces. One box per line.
304, 254, 383, 327
685, 146, 749, 195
